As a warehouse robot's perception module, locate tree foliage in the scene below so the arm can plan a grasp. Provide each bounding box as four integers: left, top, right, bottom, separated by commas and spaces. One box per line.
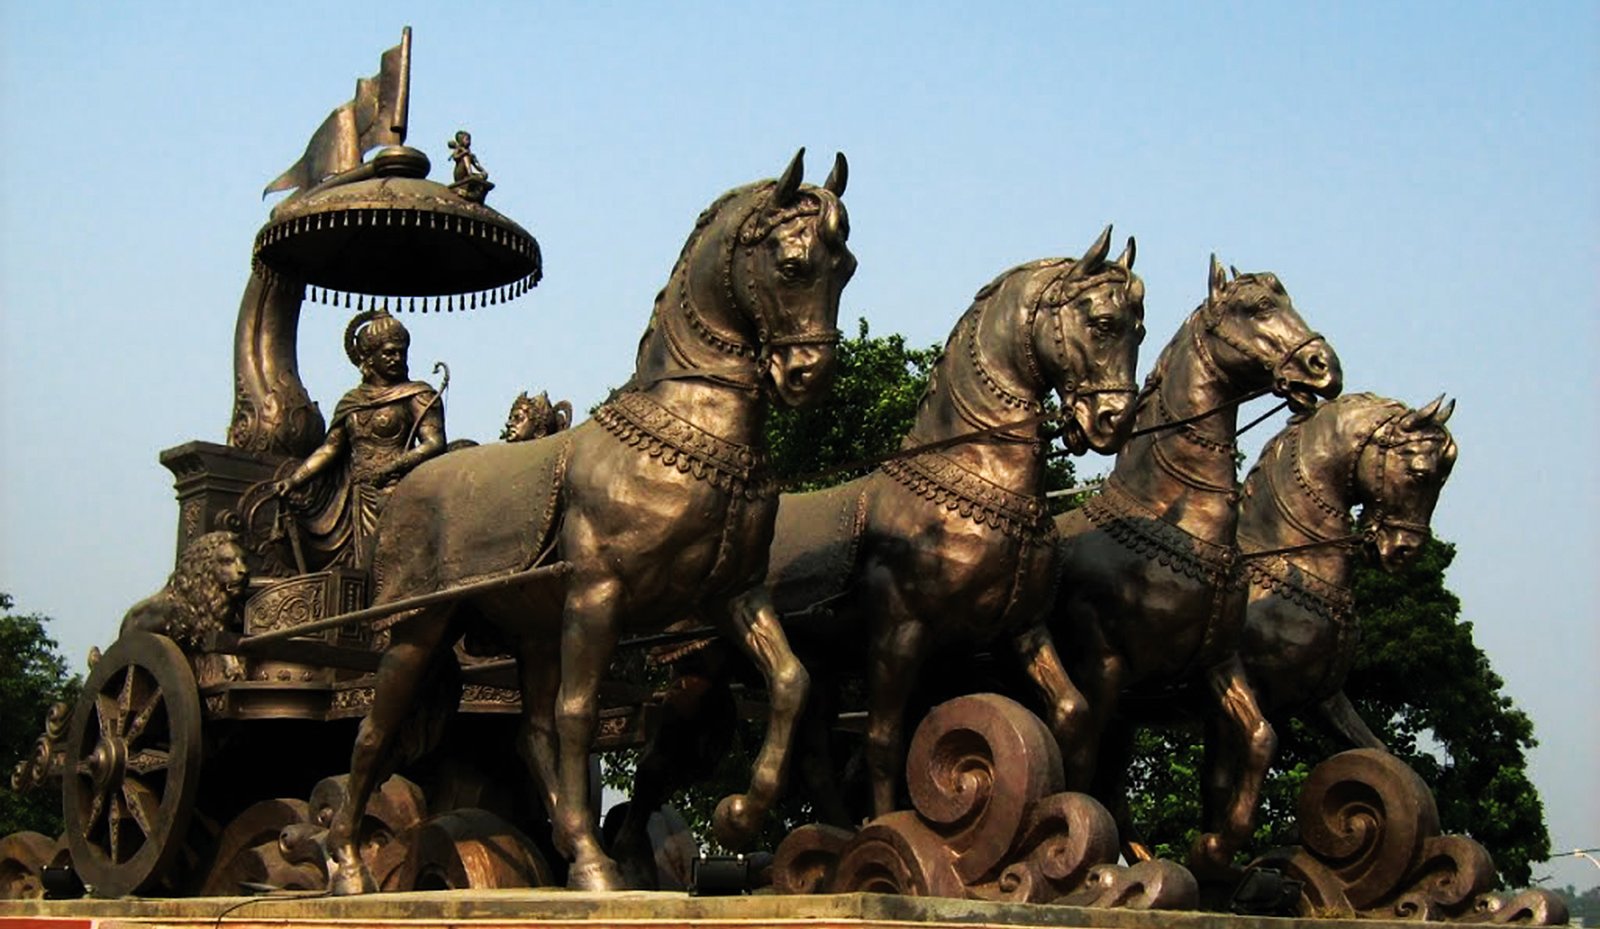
0, 592, 80, 837
1125, 539, 1550, 887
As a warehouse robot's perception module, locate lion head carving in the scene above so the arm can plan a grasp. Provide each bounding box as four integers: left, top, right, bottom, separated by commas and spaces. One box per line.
120, 531, 250, 650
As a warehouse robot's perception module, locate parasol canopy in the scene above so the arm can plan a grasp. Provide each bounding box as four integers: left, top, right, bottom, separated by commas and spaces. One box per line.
253, 146, 541, 313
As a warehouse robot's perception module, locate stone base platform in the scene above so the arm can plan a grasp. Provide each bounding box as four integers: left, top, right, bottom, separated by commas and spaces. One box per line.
1, 891, 1410, 929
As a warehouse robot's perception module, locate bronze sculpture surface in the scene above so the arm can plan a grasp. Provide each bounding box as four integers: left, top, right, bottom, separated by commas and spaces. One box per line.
271, 311, 447, 571
764, 228, 1145, 821
1049, 259, 1342, 876
232, 29, 539, 459
1234, 393, 1457, 746
323, 150, 855, 894
772, 693, 1196, 909
1088, 393, 1461, 884
621, 229, 1147, 859
501, 391, 573, 442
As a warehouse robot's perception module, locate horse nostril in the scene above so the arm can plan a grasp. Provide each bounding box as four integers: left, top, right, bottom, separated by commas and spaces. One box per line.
1307, 351, 1328, 375
1096, 407, 1123, 436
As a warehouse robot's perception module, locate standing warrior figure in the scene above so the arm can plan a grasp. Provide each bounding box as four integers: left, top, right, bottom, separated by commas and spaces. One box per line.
274, 310, 446, 570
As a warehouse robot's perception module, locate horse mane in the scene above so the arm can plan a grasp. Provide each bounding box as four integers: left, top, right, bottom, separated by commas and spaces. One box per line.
1244, 393, 1410, 491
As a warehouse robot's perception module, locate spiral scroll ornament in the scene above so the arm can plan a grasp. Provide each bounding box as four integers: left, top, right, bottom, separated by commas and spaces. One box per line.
1253, 749, 1567, 923
774, 693, 1192, 908
904, 692, 1065, 884
1295, 748, 1439, 909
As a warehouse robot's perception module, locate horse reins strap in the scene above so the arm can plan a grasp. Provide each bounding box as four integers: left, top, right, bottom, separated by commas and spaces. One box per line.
1127, 386, 1270, 440
629, 364, 764, 390
1239, 533, 1366, 561
781, 409, 1062, 490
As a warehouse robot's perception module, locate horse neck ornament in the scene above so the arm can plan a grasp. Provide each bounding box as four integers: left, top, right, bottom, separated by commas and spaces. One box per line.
628, 151, 852, 420
1239, 393, 1458, 599
889, 227, 1144, 534
324, 150, 855, 897
1101, 258, 1343, 546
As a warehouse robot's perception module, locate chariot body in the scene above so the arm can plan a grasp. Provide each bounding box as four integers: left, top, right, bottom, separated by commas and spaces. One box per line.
0, 31, 646, 899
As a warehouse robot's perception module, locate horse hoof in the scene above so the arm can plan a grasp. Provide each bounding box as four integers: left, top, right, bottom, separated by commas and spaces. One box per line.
1186, 832, 1239, 882
712, 794, 760, 851
567, 857, 625, 891
327, 859, 377, 895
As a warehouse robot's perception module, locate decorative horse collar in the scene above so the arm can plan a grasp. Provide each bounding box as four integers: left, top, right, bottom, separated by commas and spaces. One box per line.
595, 391, 770, 500
883, 451, 1052, 541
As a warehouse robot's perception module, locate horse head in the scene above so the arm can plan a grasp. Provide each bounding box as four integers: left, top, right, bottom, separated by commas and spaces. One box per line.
1033, 226, 1145, 454
1195, 256, 1342, 412
672, 149, 856, 409
1352, 394, 1458, 569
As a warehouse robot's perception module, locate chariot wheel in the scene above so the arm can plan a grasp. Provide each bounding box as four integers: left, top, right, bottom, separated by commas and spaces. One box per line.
63, 631, 203, 897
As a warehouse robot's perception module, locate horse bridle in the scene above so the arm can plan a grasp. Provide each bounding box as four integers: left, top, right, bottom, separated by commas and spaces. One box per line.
1349, 411, 1439, 541
1246, 408, 1435, 562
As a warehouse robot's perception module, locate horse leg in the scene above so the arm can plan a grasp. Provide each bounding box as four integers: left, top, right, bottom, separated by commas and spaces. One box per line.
513, 640, 561, 823
796, 671, 855, 827
1316, 690, 1386, 751
326, 606, 453, 895
1012, 622, 1098, 785
1054, 621, 1124, 793
616, 649, 732, 887
554, 583, 624, 890
864, 597, 926, 818
1191, 654, 1276, 879
1091, 719, 1151, 862
710, 586, 810, 850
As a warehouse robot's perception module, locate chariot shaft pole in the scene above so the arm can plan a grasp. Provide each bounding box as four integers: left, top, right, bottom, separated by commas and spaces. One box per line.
217, 560, 572, 651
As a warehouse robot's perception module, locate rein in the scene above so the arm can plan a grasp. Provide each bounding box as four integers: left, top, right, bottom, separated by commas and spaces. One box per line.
780, 408, 1064, 489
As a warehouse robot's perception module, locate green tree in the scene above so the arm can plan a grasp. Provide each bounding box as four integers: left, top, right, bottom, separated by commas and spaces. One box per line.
0, 592, 81, 837
1124, 539, 1550, 888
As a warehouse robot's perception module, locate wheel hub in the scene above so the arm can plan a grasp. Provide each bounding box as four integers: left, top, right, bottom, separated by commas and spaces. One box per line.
86, 737, 128, 794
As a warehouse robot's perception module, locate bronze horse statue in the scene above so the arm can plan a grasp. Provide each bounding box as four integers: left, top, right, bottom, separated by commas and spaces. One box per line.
1233, 392, 1458, 750
618, 227, 1147, 855
324, 150, 856, 893
1089, 392, 1458, 866
1049, 258, 1342, 877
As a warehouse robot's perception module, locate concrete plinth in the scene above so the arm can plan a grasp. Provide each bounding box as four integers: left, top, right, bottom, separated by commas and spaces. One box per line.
1, 890, 1410, 929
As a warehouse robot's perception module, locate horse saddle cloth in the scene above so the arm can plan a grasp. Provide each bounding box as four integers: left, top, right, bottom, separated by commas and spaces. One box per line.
766, 477, 870, 620
372, 431, 571, 605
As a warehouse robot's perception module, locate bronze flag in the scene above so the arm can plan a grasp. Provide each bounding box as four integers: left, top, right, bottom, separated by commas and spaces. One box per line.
263, 27, 411, 199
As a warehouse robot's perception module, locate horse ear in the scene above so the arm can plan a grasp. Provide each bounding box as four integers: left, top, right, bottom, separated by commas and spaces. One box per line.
1077, 225, 1113, 275
1401, 393, 1445, 431
1229, 264, 1241, 279
1435, 397, 1456, 426
1208, 254, 1227, 304
1116, 236, 1136, 270
774, 147, 806, 207
824, 152, 848, 198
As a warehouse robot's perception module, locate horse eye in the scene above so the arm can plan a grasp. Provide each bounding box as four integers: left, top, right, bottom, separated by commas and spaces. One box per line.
778, 258, 808, 282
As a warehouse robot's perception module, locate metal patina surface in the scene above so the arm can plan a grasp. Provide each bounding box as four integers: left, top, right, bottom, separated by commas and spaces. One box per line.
1049, 258, 1343, 878
322, 148, 856, 895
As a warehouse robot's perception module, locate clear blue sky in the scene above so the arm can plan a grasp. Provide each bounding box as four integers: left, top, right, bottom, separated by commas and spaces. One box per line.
3, 1, 1595, 891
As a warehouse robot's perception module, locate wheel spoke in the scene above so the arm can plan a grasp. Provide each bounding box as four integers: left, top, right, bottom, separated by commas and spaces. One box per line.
107, 794, 124, 863
82, 788, 107, 841
126, 749, 170, 775
123, 780, 159, 839
95, 693, 120, 743
118, 670, 137, 737
123, 690, 164, 745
